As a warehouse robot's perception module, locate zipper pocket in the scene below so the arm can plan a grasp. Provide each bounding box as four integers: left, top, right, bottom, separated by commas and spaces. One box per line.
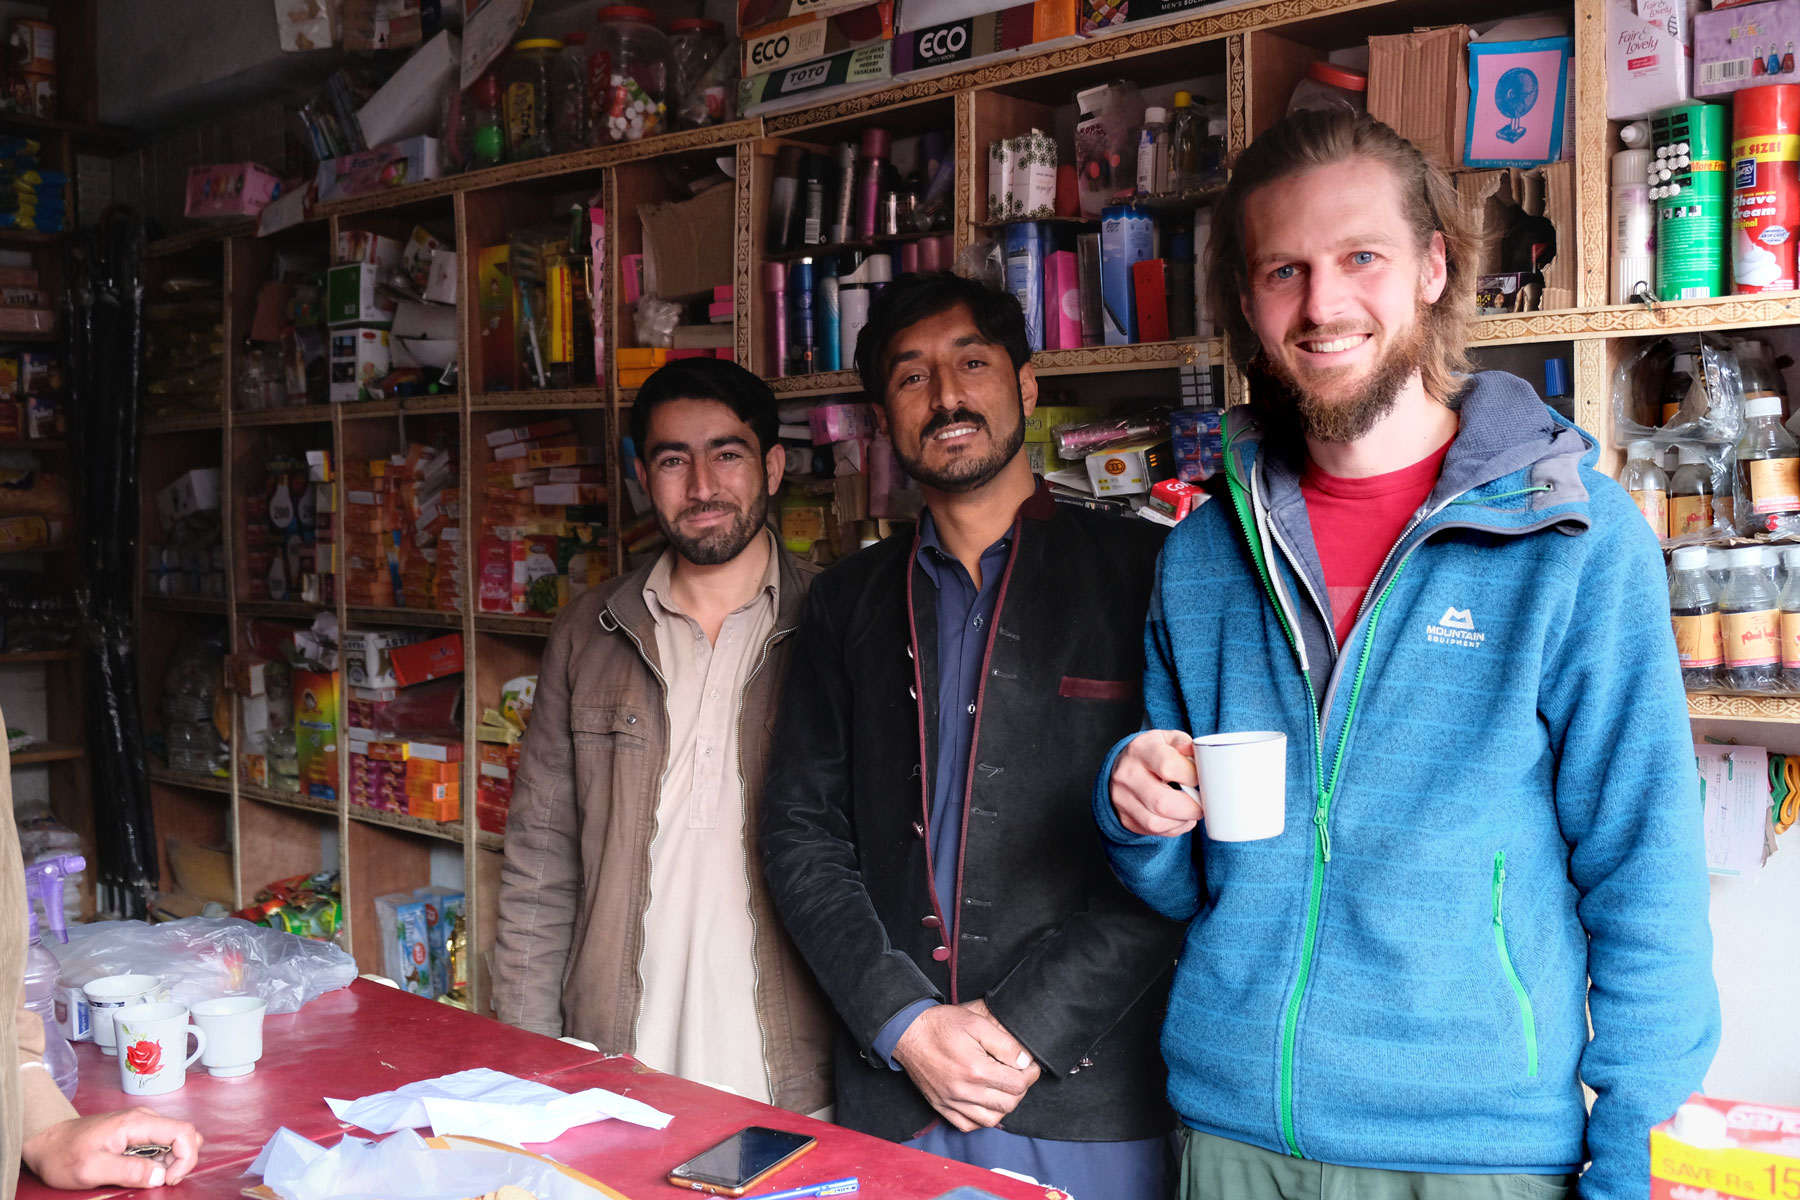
1491, 850, 1539, 1079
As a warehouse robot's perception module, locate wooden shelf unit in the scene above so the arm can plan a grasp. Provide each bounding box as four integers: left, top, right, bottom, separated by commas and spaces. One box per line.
138, 0, 1788, 1018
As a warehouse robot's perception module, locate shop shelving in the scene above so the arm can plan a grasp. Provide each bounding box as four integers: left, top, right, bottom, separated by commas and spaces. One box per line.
142, 0, 1800, 1018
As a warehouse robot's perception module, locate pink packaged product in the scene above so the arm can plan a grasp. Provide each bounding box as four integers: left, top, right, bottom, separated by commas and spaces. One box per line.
314, 137, 441, 203
185, 163, 284, 219
809, 402, 878, 445
1044, 250, 1081, 351
1696, 0, 1800, 96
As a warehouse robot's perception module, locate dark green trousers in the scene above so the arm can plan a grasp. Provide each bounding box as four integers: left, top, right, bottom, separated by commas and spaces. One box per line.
1178, 1129, 1577, 1200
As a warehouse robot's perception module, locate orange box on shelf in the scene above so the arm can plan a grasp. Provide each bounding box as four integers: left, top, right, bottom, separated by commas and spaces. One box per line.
388, 633, 464, 686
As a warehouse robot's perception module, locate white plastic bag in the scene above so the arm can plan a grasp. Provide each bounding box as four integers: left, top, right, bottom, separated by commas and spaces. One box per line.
47, 916, 355, 1014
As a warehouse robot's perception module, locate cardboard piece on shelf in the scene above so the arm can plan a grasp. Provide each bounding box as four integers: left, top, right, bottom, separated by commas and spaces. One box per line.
1453, 162, 1574, 312
1464, 36, 1572, 168
1367, 24, 1470, 170
315, 137, 441, 204
185, 163, 283, 219
156, 469, 221, 535
894, 2, 1076, 74
741, 2, 895, 78
358, 30, 459, 147
739, 40, 893, 109
639, 183, 735, 302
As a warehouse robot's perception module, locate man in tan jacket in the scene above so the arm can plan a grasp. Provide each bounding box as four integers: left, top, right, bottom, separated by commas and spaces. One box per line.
1, 728, 200, 1196
494, 359, 831, 1113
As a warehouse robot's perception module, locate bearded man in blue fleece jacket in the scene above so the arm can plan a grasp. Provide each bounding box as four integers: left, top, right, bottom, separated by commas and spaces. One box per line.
1097, 108, 1719, 1200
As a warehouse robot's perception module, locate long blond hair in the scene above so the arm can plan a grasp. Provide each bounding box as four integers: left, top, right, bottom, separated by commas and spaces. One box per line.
1206, 109, 1476, 404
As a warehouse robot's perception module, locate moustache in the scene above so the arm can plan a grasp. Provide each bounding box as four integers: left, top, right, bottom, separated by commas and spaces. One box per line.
676, 500, 741, 523
920, 408, 988, 439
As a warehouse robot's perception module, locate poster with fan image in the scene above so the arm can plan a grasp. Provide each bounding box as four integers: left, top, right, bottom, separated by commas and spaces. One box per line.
1464, 38, 1571, 168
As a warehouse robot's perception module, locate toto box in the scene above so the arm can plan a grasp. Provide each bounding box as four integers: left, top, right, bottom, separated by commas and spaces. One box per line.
1650, 1093, 1800, 1199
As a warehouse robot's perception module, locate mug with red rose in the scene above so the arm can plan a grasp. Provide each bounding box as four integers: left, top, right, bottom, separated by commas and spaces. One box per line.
112, 1002, 206, 1097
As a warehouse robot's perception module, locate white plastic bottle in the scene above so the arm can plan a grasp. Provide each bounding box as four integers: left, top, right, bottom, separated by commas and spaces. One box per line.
1135, 106, 1167, 197
1611, 149, 1653, 305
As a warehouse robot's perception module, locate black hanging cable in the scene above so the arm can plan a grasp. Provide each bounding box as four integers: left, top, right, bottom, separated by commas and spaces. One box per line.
66, 208, 153, 917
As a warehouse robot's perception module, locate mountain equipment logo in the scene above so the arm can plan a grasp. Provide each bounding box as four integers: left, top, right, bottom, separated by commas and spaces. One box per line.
1427, 606, 1485, 648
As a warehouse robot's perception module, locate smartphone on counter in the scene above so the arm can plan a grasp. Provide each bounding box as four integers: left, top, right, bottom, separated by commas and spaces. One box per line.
667, 1126, 819, 1196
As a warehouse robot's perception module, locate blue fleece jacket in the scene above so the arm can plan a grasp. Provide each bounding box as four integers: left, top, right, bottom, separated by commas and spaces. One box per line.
1093, 372, 1719, 1200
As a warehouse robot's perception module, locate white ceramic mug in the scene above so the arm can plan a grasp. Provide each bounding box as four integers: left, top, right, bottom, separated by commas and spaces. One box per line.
191, 996, 267, 1077
83, 974, 160, 1055
53, 979, 91, 1042
1179, 731, 1288, 842
112, 1002, 206, 1097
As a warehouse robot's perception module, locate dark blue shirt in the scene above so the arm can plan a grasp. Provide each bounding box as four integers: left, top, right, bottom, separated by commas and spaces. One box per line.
871, 508, 1167, 1200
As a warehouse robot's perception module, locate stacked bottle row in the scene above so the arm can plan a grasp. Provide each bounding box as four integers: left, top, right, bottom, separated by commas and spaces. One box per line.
1669, 542, 1800, 692
1621, 394, 1800, 543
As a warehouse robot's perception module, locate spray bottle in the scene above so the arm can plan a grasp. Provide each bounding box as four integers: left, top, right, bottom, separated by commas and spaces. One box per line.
25, 853, 84, 1100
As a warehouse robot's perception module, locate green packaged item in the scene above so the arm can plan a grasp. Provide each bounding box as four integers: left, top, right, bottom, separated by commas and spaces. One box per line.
1653, 102, 1728, 301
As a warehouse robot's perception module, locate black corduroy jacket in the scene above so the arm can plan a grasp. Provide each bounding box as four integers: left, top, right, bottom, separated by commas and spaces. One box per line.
761, 481, 1184, 1143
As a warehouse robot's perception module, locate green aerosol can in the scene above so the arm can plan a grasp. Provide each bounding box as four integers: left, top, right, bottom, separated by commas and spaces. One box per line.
1650, 101, 1729, 300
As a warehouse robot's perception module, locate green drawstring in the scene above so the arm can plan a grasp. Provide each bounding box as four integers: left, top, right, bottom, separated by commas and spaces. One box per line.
1450, 484, 1554, 506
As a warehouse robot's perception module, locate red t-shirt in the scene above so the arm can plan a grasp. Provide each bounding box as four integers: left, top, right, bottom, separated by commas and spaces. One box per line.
1300, 440, 1452, 646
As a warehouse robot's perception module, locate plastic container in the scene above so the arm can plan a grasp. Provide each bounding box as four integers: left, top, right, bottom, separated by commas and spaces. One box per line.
470, 71, 505, 168
1136, 106, 1167, 196
668, 17, 729, 130
1167, 90, 1201, 193
1611, 148, 1653, 305
1736, 394, 1800, 533
25, 854, 84, 1100
1652, 102, 1728, 301
1669, 443, 1715, 538
1721, 545, 1781, 691
1621, 439, 1669, 538
1287, 61, 1367, 114
502, 39, 561, 161
1781, 546, 1800, 688
552, 33, 590, 154
1670, 545, 1723, 691
588, 6, 670, 145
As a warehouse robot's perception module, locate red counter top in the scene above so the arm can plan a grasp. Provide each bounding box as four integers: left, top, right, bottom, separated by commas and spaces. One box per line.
19, 980, 1051, 1200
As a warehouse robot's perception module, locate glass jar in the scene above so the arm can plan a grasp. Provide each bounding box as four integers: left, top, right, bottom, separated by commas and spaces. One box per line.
588, 6, 670, 144
470, 71, 505, 168
668, 17, 729, 129
552, 32, 589, 154
1287, 61, 1367, 114
502, 38, 561, 161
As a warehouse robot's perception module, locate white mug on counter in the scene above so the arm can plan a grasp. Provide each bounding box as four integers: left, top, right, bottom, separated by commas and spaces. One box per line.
113, 1001, 206, 1097
83, 974, 160, 1056
191, 996, 267, 1077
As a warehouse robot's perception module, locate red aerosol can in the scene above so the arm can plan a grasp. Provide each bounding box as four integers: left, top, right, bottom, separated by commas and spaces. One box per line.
1732, 84, 1800, 293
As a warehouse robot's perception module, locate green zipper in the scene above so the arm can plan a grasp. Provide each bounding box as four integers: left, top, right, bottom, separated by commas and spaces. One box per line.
1491, 851, 1539, 1078
1225, 469, 1408, 1157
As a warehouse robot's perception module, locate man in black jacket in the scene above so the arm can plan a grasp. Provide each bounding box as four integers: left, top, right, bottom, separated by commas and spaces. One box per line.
762, 273, 1183, 1198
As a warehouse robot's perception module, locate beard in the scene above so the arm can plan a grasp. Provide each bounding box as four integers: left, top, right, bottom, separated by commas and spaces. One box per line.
1252, 301, 1431, 448
656, 487, 770, 566
892, 398, 1027, 493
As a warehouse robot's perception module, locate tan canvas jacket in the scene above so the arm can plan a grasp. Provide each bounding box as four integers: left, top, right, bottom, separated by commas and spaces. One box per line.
492, 548, 832, 1114
3, 718, 80, 1199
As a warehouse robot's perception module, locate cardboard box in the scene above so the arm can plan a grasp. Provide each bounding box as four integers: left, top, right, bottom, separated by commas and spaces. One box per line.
412, 886, 466, 997
372, 892, 432, 995
742, 2, 894, 76
184, 163, 283, 219
640, 183, 735, 302
423, 248, 458, 304
358, 29, 459, 147
1367, 24, 1471, 170
1604, 1, 1690, 119
1464, 38, 1572, 167
1650, 1094, 1800, 1199
737, 0, 872, 26
739, 40, 893, 109
337, 230, 404, 269
327, 263, 397, 327
314, 136, 441, 204
1453, 162, 1575, 311
330, 327, 392, 402
1697, 0, 1800, 94
344, 627, 433, 689
1086, 439, 1173, 496
388, 632, 464, 686
1100, 207, 1154, 344
293, 668, 340, 801
1080, 0, 1221, 34
893, 1, 1075, 73
156, 468, 222, 535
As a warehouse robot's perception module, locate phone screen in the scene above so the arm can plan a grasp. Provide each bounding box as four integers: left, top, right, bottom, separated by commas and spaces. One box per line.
673, 1126, 815, 1188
